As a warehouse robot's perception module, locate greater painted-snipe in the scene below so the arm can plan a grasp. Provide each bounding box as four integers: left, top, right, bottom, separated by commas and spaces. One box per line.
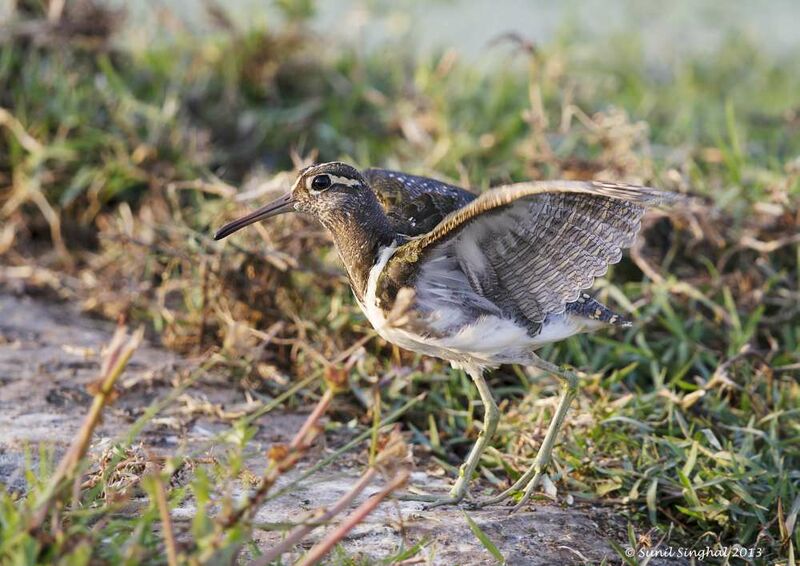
214, 162, 678, 510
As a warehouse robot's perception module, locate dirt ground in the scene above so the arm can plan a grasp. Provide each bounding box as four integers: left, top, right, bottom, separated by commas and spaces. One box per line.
0, 291, 684, 565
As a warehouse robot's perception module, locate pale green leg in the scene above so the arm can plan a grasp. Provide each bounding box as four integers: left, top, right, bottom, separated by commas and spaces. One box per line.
472, 357, 578, 512
400, 366, 499, 508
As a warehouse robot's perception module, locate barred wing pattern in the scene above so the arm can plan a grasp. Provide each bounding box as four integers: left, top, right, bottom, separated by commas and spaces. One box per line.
363, 169, 477, 236
382, 181, 678, 325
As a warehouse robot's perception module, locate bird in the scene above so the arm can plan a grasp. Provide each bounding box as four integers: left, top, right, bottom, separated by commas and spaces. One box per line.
214, 162, 678, 511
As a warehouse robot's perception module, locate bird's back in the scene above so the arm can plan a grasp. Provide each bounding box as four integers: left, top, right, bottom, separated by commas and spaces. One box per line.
363, 168, 476, 236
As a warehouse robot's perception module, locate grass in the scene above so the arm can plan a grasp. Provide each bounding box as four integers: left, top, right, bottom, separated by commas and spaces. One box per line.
1, 1, 799, 564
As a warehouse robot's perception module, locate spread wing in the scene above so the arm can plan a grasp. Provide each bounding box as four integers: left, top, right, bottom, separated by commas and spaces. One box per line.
363, 168, 476, 236
380, 180, 679, 324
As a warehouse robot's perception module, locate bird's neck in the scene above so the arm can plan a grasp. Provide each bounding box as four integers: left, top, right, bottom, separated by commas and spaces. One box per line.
319, 197, 395, 301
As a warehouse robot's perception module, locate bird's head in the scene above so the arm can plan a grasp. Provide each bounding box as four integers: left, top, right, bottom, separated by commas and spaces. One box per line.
214, 162, 370, 240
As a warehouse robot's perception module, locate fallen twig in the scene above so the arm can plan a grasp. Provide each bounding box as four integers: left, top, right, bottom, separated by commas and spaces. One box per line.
252, 468, 379, 566
266, 393, 424, 501
218, 388, 333, 530
197, 385, 335, 563
254, 426, 410, 566
295, 469, 410, 566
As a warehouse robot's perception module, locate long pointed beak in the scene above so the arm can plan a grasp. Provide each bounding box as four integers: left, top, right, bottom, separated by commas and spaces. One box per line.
213, 193, 296, 240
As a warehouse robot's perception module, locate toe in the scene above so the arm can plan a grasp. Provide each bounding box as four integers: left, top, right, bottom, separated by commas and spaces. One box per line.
422, 495, 465, 510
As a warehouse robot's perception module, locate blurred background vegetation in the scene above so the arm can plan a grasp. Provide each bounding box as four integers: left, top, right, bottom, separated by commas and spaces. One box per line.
0, 0, 798, 564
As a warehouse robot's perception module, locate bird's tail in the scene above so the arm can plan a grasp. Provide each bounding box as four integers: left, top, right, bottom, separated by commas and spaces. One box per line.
566, 293, 632, 327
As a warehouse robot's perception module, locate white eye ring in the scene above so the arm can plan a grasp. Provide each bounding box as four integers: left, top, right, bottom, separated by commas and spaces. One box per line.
307, 174, 362, 194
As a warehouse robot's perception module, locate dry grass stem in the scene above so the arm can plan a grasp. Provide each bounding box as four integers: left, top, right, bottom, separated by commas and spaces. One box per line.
252, 468, 378, 566
150, 470, 180, 566
27, 324, 144, 532
216, 387, 333, 531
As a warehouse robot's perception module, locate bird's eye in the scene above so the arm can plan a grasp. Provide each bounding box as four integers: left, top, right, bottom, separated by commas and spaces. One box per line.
311, 175, 332, 191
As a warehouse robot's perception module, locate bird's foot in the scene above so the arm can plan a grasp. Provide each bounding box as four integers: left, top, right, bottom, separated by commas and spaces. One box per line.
397, 489, 470, 509
469, 470, 544, 513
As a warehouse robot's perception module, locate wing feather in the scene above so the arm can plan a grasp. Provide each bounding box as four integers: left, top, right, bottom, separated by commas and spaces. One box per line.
380, 180, 679, 323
